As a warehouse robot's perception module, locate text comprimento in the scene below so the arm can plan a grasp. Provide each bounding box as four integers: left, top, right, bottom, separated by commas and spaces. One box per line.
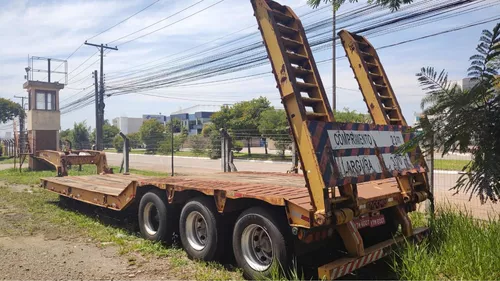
328, 130, 405, 150
328, 130, 375, 149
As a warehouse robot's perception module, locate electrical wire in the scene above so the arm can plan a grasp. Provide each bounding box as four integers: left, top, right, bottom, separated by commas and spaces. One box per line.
88, 0, 161, 41
107, 0, 207, 45
61, 0, 500, 113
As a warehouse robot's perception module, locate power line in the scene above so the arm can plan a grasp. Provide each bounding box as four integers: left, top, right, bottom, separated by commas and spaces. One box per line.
55, 1, 162, 83
105, 0, 482, 90
60, 1, 500, 112
106, 3, 326, 77
107, 0, 206, 45
87, 0, 161, 41
118, 0, 225, 46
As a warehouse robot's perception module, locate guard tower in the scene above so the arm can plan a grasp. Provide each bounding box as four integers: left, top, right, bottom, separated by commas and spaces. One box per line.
23, 80, 64, 170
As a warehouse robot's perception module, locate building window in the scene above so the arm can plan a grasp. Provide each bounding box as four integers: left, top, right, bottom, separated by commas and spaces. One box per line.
35, 91, 55, 111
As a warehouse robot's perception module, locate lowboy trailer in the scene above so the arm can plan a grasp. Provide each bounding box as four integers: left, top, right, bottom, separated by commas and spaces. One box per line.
40, 1, 432, 279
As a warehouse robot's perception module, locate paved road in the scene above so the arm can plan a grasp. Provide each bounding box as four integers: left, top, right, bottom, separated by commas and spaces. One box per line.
106, 153, 293, 175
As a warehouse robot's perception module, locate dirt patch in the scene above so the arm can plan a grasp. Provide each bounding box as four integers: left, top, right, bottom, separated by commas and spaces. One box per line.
0, 164, 12, 170
0, 182, 241, 280
0, 235, 179, 280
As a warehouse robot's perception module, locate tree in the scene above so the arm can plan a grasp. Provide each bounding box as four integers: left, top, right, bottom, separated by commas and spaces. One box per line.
189, 135, 208, 156
158, 136, 183, 155
202, 123, 221, 159
103, 123, 119, 149
168, 118, 183, 133
334, 108, 372, 123
70, 121, 91, 149
139, 119, 165, 154
103, 120, 119, 148
113, 134, 124, 152
0, 98, 23, 123
90, 120, 119, 149
127, 132, 142, 148
407, 23, 500, 203
308, 0, 412, 11
258, 108, 291, 157
211, 97, 271, 155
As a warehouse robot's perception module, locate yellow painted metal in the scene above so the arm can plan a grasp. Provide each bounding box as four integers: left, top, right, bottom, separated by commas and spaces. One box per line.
286, 201, 313, 228
339, 30, 406, 125
251, 0, 334, 220
339, 30, 433, 237
336, 221, 364, 257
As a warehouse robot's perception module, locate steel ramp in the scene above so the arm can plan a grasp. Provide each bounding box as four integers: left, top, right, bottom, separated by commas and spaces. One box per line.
339, 30, 406, 126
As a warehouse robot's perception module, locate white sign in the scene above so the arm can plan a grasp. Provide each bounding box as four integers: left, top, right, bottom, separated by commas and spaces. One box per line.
371, 131, 405, 147
327, 128, 415, 178
328, 130, 375, 149
335, 155, 383, 177
381, 153, 414, 172
328, 130, 405, 150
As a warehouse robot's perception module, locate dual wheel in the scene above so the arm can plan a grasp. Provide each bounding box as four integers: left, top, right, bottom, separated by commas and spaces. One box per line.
137, 191, 291, 279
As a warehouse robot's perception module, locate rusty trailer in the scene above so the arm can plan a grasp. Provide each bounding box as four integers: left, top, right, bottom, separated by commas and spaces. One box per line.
39, 1, 432, 279
41, 169, 428, 280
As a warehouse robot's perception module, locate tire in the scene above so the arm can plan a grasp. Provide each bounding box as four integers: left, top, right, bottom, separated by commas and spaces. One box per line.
138, 190, 173, 243
232, 206, 291, 280
179, 197, 222, 261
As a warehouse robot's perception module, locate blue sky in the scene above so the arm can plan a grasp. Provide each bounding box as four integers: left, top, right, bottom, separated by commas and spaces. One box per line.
0, 0, 499, 135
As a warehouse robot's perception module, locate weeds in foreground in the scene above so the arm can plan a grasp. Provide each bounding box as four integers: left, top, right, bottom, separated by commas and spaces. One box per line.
393, 206, 500, 280
267, 259, 305, 281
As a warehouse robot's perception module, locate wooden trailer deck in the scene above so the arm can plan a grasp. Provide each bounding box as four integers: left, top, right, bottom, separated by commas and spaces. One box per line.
41, 172, 402, 213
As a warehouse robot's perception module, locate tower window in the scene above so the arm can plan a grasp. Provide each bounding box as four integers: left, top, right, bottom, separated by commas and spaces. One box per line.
35, 91, 56, 111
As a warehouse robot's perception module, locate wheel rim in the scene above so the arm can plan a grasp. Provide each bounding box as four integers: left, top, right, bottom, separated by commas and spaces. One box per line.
143, 202, 160, 236
241, 224, 273, 272
186, 211, 208, 251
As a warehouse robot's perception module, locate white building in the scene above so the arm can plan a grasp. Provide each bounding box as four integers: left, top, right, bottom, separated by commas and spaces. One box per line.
112, 117, 143, 135
451, 77, 478, 91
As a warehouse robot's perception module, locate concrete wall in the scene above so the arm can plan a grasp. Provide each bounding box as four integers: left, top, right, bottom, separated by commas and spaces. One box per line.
27, 110, 61, 131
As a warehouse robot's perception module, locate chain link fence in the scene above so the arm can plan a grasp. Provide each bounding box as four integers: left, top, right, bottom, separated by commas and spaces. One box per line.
431, 151, 499, 219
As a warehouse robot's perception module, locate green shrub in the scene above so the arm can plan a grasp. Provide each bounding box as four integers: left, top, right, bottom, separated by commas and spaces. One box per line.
232, 140, 243, 153
112, 135, 124, 152
189, 135, 208, 156
158, 136, 183, 155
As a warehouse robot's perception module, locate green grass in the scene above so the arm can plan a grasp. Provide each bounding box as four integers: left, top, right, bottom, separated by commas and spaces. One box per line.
0, 186, 241, 280
392, 207, 500, 280
434, 159, 471, 171
0, 167, 241, 280
0, 165, 171, 186
0, 156, 15, 164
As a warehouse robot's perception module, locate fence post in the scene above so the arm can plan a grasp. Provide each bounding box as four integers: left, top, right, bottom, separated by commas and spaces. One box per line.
119, 132, 129, 175
220, 129, 228, 172
289, 142, 299, 173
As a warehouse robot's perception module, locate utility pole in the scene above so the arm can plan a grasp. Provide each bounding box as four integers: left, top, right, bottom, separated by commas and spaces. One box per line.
93, 70, 101, 151
84, 42, 118, 150
13, 95, 26, 154
332, 1, 337, 111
